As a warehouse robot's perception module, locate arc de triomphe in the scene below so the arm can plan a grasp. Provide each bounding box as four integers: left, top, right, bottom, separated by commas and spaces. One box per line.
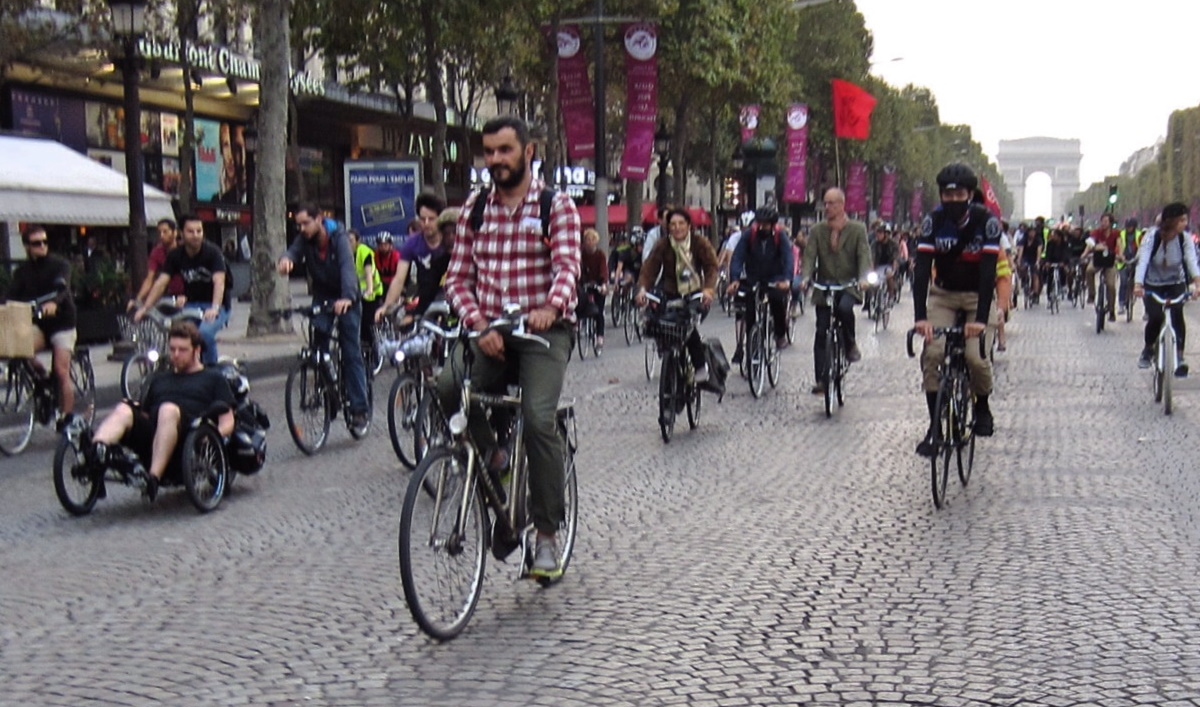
996, 137, 1081, 220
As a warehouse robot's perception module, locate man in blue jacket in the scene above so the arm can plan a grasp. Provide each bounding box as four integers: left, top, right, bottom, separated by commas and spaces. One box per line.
726, 204, 794, 356
277, 203, 370, 433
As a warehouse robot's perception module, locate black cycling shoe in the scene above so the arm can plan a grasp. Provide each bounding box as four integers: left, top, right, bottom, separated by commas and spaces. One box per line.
974, 407, 994, 437
143, 472, 159, 502
731, 347, 743, 366
915, 430, 937, 458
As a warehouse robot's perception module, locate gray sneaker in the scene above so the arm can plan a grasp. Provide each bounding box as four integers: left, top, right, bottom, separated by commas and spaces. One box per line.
530, 534, 562, 579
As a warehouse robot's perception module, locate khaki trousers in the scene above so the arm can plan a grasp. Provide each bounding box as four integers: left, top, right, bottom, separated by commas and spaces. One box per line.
921, 286, 993, 395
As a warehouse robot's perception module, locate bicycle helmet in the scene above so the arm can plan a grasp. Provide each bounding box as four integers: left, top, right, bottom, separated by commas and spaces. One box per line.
936, 163, 978, 192
1124, 218, 1138, 230
376, 231, 393, 244
436, 207, 462, 229
754, 204, 779, 224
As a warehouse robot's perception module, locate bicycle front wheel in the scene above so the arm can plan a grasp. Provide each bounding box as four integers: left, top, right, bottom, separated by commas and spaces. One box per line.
686, 380, 702, 429
120, 351, 155, 401
285, 361, 331, 455
387, 373, 421, 469
955, 377, 976, 486
53, 433, 100, 515
748, 325, 766, 399
931, 387, 953, 509
659, 349, 678, 442
0, 366, 36, 456
766, 327, 780, 388
399, 447, 485, 641
1163, 336, 1176, 415
70, 351, 96, 425
644, 341, 659, 381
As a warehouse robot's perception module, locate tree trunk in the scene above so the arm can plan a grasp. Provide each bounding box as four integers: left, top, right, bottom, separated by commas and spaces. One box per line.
176, 0, 199, 216
672, 98, 690, 207
708, 107, 719, 243
246, 0, 293, 337
625, 180, 643, 246
543, 13, 561, 193
419, 0, 446, 202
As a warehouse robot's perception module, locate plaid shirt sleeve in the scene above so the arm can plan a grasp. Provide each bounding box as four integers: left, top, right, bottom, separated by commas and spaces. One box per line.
546, 192, 582, 316
444, 191, 483, 328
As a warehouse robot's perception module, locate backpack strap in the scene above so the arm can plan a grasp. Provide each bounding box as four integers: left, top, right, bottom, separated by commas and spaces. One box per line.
1149, 230, 1185, 263
467, 186, 491, 234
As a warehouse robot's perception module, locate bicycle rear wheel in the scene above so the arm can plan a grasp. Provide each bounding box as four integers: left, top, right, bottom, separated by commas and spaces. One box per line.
387, 373, 421, 469
932, 387, 953, 509
644, 341, 659, 380
0, 366, 36, 456
538, 413, 579, 587
611, 292, 624, 327
1095, 287, 1106, 333
686, 380, 702, 429
659, 350, 678, 442
285, 361, 331, 455
624, 305, 636, 345
399, 447, 485, 641
414, 387, 449, 465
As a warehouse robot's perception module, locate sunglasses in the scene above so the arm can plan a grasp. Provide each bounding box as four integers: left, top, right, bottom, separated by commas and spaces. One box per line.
26, 239, 48, 247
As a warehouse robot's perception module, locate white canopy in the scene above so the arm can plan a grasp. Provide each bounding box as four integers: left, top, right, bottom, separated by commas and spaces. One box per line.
0, 134, 176, 227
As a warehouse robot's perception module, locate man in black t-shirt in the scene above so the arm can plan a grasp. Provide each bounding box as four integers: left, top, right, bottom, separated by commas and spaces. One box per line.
135, 214, 229, 364
87, 322, 235, 501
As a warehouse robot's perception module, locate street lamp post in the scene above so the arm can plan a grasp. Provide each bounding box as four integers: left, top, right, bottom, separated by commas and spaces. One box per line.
494, 75, 520, 117
654, 121, 672, 210
108, 0, 149, 291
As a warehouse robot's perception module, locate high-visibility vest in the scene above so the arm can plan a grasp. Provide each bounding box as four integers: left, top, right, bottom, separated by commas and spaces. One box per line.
355, 243, 383, 301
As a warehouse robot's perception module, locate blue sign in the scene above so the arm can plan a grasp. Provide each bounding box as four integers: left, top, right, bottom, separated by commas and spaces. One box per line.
344, 160, 421, 243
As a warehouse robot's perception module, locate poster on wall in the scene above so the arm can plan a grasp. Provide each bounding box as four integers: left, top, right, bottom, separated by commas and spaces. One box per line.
193, 118, 247, 205
160, 113, 179, 156
343, 160, 421, 243
162, 157, 181, 196
140, 111, 161, 153
194, 118, 222, 202
85, 101, 125, 150
10, 88, 87, 152
87, 148, 126, 175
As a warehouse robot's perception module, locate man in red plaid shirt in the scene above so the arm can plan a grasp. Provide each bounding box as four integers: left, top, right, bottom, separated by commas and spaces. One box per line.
438, 115, 581, 579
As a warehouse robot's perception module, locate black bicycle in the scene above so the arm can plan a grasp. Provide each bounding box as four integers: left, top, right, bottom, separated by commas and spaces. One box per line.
398, 309, 578, 640
275, 303, 374, 455
644, 292, 705, 442
0, 293, 96, 456
575, 283, 603, 359
812, 282, 855, 418
1044, 264, 1065, 314
742, 284, 781, 399
1094, 263, 1114, 333
907, 315, 987, 509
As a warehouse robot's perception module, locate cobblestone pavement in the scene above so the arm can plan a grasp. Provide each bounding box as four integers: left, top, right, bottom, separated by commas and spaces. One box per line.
3, 295, 1200, 707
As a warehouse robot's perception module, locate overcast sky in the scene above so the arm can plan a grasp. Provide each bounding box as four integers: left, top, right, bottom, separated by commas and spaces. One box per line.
856, 0, 1200, 192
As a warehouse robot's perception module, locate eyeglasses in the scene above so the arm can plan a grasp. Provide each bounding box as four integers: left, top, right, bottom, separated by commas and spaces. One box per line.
25, 239, 47, 247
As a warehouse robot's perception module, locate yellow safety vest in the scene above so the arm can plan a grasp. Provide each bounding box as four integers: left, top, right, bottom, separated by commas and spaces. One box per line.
355, 243, 383, 301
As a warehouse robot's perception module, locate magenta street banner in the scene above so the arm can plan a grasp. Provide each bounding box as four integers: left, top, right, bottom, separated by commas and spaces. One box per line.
879, 165, 896, 221
783, 104, 809, 203
739, 105, 760, 142
910, 184, 924, 223
554, 25, 595, 161
846, 161, 867, 215
618, 23, 658, 180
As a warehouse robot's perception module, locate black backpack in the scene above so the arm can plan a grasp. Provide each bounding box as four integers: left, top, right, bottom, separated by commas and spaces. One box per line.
468, 186, 557, 243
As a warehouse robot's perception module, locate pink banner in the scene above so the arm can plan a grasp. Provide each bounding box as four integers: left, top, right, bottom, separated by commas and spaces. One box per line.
554, 25, 595, 161
879, 166, 896, 221
618, 23, 658, 181
910, 184, 924, 224
783, 104, 808, 204
845, 161, 867, 215
739, 105, 760, 142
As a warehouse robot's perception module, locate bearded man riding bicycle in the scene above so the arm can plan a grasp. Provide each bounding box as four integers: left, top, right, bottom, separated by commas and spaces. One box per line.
726, 204, 793, 356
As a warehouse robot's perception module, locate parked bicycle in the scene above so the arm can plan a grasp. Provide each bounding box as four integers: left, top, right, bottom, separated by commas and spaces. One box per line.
274, 303, 374, 455
397, 308, 578, 640
385, 301, 458, 470
907, 314, 987, 509
812, 281, 855, 418
1147, 290, 1191, 415
644, 291, 706, 442
120, 302, 204, 400
0, 293, 96, 456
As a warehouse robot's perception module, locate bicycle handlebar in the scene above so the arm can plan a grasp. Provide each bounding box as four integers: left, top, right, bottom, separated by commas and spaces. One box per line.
268, 302, 338, 320
1145, 291, 1192, 306
810, 281, 856, 292
907, 326, 988, 360
467, 311, 550, 348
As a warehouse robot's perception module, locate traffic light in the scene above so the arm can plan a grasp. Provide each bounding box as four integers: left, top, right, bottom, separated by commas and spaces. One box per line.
1108, 184, 1118, 206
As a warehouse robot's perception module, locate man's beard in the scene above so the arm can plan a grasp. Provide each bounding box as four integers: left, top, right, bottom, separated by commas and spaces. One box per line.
490, 159, 527, 190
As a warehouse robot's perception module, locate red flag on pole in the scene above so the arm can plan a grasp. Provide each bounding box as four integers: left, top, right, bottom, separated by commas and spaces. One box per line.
980, 177, 1003, 218
831, 79, 877, 140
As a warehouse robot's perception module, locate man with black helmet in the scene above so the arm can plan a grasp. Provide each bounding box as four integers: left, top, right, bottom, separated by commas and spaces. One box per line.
726, 204, 794, 353
913, 163, 1001, 456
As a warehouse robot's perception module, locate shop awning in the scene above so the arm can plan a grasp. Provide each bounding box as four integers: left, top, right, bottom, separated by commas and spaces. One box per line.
0, 134, 176, 227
